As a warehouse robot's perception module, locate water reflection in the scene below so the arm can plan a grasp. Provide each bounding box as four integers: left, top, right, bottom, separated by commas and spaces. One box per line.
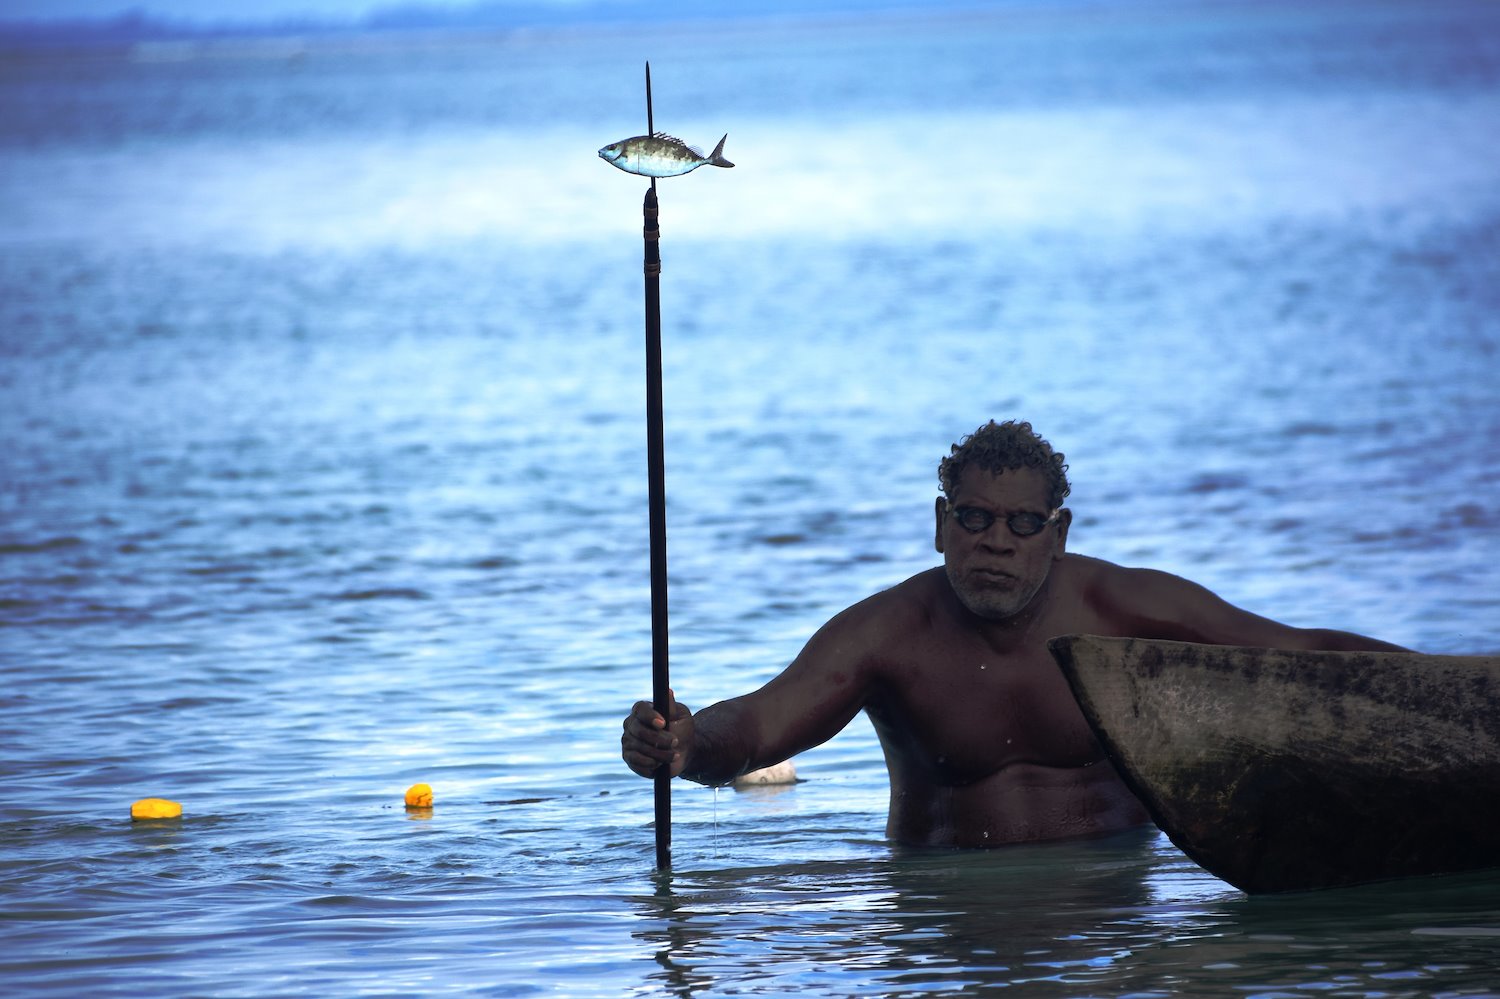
632, 833, 1500, 995
634, 830, 1166, 994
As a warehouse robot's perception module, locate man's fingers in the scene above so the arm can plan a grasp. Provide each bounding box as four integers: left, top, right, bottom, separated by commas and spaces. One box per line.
622, 717, 676, 753
622, 742, 681, 776
621, 694, 687, 782
622, 701, 662, 734
628, 697, 690, 731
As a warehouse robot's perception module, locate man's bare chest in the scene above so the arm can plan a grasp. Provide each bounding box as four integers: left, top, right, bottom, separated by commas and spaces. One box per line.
864, 640, 1104, 782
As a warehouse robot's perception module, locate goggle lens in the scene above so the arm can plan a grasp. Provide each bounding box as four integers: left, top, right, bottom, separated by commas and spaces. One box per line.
951, 506, 1057, 537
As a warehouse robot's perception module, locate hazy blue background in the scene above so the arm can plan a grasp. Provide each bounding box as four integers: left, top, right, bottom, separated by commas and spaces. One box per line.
6, 0, 382, 18
3, 0, 1499, 994
4, 0, 951, 30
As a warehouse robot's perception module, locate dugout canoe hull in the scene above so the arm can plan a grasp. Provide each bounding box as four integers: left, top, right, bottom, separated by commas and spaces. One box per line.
1048, 635, 1500, 894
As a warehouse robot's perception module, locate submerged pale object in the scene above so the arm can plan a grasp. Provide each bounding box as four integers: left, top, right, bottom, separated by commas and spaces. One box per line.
598, 133, 734, 178
733, 761, 798, 787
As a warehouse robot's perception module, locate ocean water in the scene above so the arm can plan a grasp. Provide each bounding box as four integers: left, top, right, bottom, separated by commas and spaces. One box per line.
3, 0, 1500, 994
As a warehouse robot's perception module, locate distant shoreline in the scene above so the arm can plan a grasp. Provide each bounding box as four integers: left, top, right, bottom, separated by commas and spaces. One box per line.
0, 0, 1320, 52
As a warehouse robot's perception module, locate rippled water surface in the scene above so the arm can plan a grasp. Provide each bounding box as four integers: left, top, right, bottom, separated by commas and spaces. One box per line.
3, 0, 1500, 994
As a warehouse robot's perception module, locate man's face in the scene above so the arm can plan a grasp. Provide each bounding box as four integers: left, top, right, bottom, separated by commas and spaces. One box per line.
935, 466, 1070, 622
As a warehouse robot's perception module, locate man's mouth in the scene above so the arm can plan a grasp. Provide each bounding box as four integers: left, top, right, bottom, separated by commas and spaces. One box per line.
972, 568, 1017, 584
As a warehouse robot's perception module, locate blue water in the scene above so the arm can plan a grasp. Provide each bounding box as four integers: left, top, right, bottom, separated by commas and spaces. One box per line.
3, 1, 1500, 994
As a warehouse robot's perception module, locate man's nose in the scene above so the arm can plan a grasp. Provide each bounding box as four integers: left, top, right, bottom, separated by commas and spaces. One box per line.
977, 526, 1017, 552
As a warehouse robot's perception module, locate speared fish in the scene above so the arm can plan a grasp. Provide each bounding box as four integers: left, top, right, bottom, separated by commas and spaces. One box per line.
598, 133, 734, 178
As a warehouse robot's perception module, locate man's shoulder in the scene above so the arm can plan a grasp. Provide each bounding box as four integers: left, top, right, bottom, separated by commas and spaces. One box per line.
854, 566, 944, 611
1052, 553, 1223, 634
1058, 552, 1195, 593
1052, 553, 1163, 622
827, 568, 944, 641
1055, 552, 1125, 590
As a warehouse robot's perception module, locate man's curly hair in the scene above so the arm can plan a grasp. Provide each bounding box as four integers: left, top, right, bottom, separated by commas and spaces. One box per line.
938, 420, 1071, 509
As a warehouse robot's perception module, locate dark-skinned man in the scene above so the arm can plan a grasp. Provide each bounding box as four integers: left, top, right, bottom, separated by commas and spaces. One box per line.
622, 419, 1405, 847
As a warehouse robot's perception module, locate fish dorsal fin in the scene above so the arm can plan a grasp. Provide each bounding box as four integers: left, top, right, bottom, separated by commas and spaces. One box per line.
687, 145, 704, 157
652, 131, 686, 144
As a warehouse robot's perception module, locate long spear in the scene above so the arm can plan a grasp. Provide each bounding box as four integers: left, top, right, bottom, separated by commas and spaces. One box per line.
597, 61, 734, 872
641, 62, 671, 873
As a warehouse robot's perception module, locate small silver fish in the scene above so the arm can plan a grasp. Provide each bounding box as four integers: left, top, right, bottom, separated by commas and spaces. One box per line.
598, 132, 734, 178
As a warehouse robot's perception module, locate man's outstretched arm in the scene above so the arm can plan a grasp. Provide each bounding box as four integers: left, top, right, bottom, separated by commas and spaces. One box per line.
621, 598, 881, 784
1096, 563, 1410, 652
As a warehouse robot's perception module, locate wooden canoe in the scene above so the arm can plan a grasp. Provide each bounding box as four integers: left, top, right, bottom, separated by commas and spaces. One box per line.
1048, 635, 1500, 894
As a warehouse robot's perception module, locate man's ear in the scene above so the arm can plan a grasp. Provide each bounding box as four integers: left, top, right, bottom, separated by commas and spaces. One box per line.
1052, 507, 1073, 559
934, 496, 947, 553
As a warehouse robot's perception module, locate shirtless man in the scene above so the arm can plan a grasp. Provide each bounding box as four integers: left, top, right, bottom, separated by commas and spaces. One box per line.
621, 420, 1406, 847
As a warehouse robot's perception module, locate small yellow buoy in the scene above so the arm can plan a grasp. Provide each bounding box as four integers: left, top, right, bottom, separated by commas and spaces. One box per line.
404, 783, 433, 809
130, 798, 183, 821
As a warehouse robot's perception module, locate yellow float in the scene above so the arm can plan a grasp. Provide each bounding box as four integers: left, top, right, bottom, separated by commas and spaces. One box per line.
130, 798, 183, 821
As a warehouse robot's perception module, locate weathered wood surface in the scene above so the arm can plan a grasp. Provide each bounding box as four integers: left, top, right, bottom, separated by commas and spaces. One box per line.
1049, 635, 1500, 894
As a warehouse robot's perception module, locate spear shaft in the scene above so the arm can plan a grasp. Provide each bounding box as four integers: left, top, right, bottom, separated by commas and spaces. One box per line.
643, 62, 671, 872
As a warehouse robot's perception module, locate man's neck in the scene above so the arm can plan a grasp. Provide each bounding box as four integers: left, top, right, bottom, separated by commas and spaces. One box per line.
947, 572, 1054, 654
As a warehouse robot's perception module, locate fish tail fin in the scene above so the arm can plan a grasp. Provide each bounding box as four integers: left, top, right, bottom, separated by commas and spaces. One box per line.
709, 133, 734, 169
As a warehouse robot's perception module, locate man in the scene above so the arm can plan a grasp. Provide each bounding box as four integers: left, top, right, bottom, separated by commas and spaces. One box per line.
621, 420, 1405, 847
